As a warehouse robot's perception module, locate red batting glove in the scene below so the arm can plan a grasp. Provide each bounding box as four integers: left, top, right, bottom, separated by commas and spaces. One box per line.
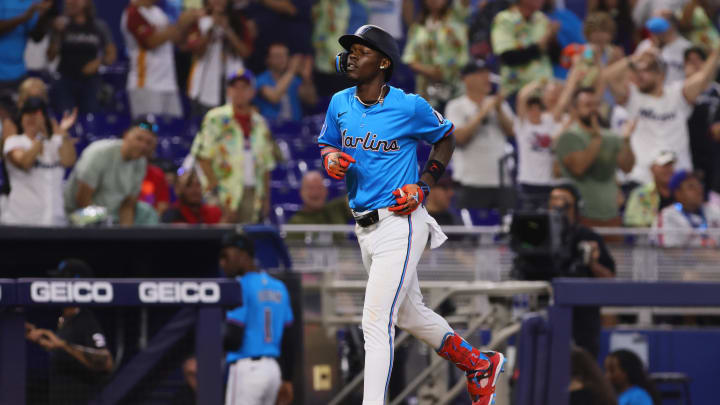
321, 147, 356, 180
389, 183, 425, 215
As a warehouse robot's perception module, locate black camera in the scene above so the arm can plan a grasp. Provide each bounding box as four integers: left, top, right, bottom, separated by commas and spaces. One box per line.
509, 210, 592, 280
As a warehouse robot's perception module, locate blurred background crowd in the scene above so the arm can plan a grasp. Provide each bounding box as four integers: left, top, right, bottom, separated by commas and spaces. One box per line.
2, 0, 720, 248
3, 1, 719, 404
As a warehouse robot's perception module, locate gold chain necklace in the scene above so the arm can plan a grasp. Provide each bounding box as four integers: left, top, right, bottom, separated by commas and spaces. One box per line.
355, 84, 387, 107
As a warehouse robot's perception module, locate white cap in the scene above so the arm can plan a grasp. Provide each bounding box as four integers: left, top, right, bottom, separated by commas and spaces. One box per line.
653, 150, 676, 166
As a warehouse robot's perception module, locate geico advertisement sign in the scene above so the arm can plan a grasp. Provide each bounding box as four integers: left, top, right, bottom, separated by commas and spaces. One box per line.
138, 282, 220, 303
31, 281, 114, 303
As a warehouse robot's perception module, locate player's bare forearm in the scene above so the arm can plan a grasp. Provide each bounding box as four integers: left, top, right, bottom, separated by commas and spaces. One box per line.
118, 197, 136, 225
420, 134, 454, 187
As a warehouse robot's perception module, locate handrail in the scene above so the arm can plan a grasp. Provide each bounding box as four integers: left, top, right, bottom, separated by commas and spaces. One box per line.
281, 223, 720, 237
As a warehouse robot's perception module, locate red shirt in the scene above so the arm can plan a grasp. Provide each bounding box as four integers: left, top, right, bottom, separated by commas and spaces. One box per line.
163, 202, 222, 224
234, 110, 252, 137
139, 165, 170, 208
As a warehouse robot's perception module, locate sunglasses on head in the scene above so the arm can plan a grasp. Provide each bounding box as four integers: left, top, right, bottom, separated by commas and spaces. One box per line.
136, 121, 158, 134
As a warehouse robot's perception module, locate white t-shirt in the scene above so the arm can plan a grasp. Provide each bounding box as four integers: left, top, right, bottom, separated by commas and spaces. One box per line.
187, 16, 245, 108
610, 105, 634, 185
2, 134, 66, 226
445, 95, 512, 187
514, 112, 561, 186
121, 5, 178, 92
625, 81, 693, 184
653, 202, 720, 247
367, 0, 404, 39
636, 36, 691, 84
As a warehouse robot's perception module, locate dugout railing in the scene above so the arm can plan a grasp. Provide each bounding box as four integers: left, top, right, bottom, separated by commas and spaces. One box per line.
0, 278, 241, 405
547, 279, 720, 405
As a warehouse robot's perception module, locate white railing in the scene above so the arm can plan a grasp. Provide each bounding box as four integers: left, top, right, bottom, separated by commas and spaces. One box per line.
282, 225, 720, 283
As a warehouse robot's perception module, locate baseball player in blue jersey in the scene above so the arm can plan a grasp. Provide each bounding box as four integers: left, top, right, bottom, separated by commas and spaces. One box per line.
220, 232, 295, 405
318, 25, 506, 405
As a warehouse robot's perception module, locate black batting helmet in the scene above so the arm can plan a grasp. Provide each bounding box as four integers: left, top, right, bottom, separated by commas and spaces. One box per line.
337, 25, 400, 80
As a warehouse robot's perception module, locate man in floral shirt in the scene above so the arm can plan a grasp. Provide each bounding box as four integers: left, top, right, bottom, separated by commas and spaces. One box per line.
491, 0, 555, 97
190, 68, 276, 223
624, 150, 676, 227
311, 0, 368, 74
402, 1, 468, 108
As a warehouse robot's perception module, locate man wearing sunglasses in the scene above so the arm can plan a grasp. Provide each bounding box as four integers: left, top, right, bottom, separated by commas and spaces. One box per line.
64, 117, 159, 225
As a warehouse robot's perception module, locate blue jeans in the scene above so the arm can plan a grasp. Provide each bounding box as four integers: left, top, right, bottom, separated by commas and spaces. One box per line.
52, 74, 101, 114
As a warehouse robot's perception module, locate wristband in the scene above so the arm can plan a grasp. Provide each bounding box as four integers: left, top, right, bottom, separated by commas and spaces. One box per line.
417, 180, 430, 198
422, 159, 445, 183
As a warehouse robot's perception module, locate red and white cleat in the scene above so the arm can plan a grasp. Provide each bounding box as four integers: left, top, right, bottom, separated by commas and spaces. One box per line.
466, 351, 506, 405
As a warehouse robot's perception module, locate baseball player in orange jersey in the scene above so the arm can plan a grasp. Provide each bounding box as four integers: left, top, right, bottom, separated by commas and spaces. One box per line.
317, 25, 506, 405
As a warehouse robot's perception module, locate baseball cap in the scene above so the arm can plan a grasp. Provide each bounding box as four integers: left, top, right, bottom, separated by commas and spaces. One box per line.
221, 232, 255, 257
461, 59, 491, 76
653, 150, 677, 166
669, 170, 700, 194
48, 258, 94, 278
227, 67, 255, 87
646, 17, 671, 34
339, 25, 400, 71
20, 97, 47, 115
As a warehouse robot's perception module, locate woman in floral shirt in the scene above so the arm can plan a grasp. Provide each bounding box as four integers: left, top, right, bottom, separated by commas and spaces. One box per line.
402, 0, 468, 109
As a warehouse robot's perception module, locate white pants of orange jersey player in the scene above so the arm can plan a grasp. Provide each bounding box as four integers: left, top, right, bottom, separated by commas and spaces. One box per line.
355, 206, 453, 405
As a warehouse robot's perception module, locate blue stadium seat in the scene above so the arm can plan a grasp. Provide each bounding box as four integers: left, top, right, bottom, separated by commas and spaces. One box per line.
460, 208, 502, 226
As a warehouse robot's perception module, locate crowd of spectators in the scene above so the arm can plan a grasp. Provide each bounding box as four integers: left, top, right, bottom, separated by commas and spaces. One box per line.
1, 0, 720, 248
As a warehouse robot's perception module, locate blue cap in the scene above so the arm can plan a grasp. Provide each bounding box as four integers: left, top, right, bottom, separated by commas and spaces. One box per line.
227, 67, 255, 87
646, 17, 671, 34
669, 170, 698, 194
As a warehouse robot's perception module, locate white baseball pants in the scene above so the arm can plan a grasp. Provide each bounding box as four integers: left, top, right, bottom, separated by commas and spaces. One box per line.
355, 206, 453, 405
225, 357, 281, 405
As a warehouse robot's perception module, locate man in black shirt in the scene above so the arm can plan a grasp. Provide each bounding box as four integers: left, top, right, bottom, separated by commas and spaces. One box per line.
25, 259, 113, 405
513, 184, 615, 356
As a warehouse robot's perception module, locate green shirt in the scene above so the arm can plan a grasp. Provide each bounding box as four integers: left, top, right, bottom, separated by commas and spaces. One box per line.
288, 197, 352, 226
555, 125, 622, 220
286, 197, 352, 242
490, 7, 553, 94
64, 139, 146, 219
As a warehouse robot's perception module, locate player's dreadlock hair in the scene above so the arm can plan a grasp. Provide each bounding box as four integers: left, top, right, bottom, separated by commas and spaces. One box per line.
608, 350, 661, 405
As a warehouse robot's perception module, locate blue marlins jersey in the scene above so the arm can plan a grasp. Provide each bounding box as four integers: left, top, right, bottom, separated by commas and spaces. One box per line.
226, 271, 294, 363
317, 86, 454, 211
